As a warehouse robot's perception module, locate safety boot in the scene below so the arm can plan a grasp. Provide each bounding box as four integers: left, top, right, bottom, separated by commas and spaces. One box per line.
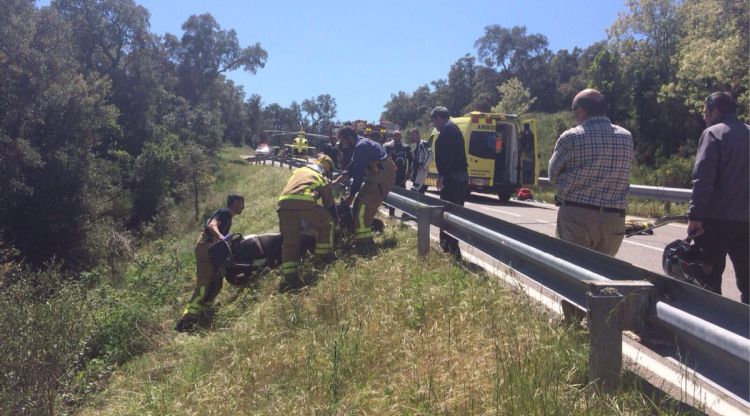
312, 252, 336, 267
354, 239, 377, 256
278, 273, 305, 293
175, 314, 199, 333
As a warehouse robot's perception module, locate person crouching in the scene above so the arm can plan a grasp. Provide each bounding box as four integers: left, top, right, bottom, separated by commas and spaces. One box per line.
277, 155, 340, 292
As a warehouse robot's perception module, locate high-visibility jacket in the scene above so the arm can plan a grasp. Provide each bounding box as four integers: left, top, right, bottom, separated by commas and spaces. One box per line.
278, 166, 334, 209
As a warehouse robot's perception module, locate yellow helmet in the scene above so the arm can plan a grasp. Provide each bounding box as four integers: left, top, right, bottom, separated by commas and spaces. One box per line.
315, 155, 334, 174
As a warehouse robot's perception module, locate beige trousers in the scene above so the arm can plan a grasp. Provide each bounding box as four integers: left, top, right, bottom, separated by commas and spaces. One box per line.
556, 205, 625, 256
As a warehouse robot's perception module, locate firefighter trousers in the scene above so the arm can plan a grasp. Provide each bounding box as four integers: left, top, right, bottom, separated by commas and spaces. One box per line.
182, 236, 223, 318
278, 202, 334, 277
353, 159, 396, 243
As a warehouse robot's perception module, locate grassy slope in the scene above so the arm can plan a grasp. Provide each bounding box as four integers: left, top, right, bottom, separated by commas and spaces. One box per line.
78, 148, 685, 415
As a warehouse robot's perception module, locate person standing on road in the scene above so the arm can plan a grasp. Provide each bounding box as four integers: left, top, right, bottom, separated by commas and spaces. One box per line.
410, 129, 432, 193
338, 126, 396, 252
687, 92, 749, 304
176, 194, 245, 332
431, 106, 469, 255
384, 130, 413, 188
548, 89, 633, 256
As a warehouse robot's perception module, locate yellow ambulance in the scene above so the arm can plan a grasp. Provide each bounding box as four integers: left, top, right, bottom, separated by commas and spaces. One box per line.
424, 111, 538, 201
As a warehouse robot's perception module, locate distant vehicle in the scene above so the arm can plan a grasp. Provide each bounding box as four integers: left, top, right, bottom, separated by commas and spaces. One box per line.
516, 188, 533, 201
255, 142, 271, 157
424, 111, 539, 201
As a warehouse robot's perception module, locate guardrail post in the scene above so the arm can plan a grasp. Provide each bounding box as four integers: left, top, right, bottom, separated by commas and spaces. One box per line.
587, 285, 623, 393
416, 206, 442, 256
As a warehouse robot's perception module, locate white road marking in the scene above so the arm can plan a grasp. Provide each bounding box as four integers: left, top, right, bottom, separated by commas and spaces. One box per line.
481, 207, 523, 217
623, 239, 663, 252
534, 219, 551, 224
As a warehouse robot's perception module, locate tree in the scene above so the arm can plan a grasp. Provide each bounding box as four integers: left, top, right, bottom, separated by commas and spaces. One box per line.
446, 54, 477, 114
474, 25, 554, 112
52, 0, 151, 75
668, 0, 749, 114
301, 94, 337, 134
491, 78, 536, 115
475, 25, 549, 74
167, 13, 267, 103
468, 66, 503, 112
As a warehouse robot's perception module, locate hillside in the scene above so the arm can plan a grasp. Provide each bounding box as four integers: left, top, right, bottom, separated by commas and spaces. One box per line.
74, 150, 686, 415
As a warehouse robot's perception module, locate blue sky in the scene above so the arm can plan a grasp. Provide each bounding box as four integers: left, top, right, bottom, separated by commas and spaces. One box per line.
39, 0, 627, 122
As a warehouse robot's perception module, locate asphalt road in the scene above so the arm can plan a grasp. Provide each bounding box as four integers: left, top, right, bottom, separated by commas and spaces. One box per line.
421, 188, 743, 303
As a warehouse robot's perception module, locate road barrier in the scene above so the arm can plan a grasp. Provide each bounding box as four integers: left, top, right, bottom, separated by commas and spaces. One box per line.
539, 177, 692, 203
250, 155, 749, 410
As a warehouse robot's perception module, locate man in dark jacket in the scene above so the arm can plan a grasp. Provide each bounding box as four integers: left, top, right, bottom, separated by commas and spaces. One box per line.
687, 92, 749, 303
431, 106, 468, 255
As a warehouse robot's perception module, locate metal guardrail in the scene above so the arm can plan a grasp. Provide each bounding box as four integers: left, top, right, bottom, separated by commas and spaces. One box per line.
251, 154, 749, 404
539, 177, 692, 203
384, 185, 748, 402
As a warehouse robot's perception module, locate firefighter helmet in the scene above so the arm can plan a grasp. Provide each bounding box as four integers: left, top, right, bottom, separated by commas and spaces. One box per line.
662, 238, 713, 288
315, 155, 334, 174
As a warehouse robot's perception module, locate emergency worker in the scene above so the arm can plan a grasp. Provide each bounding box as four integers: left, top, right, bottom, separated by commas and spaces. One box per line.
277, 155, 338, 292
338, 126, 396, 251
384, 130, 413, 188
176, 194, 245, 332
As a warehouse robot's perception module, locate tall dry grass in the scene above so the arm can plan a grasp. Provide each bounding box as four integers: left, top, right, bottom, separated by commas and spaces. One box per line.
79, 223, 685, 415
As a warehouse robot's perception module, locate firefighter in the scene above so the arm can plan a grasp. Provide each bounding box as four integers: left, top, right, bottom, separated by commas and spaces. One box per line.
338, 126, 396, 252
176, 194, 245, 332
277, 155, 339, 292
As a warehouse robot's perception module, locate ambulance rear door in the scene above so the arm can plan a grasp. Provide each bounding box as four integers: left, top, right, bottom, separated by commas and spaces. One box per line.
465, 116, 495, 190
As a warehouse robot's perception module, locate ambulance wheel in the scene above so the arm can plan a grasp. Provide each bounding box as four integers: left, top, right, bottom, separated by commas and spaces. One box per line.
498, 191, 513, 201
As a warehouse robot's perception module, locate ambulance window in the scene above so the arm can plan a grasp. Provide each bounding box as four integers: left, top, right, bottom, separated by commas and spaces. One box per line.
468, 131, 496, 159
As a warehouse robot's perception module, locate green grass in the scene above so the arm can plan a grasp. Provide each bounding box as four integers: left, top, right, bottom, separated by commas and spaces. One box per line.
73, 149, 690, 415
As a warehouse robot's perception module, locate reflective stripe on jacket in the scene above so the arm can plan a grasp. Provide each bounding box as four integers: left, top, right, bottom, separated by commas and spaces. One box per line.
278, 167, 334, 207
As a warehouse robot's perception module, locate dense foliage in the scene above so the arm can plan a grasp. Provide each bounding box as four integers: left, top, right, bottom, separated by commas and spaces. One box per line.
0, 1, 341, 271
381, 0, 748, 167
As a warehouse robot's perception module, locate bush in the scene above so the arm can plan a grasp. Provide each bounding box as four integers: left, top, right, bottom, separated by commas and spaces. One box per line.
630, 155, 694, 188
653, 155, 694, 188
0, 265, 91, 415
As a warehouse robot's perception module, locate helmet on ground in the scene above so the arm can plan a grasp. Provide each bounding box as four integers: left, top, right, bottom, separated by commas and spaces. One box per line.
315, 155, 334, 174
662, 238, 713, 287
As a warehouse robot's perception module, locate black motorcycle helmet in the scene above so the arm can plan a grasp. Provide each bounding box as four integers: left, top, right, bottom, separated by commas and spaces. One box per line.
662, 238, 713, 287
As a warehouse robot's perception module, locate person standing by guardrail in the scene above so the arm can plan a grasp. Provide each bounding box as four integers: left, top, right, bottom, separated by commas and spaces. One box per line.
548, 89, 633, 256
431, 106, 469, 256
410, 128, 432, 193
687, 92, 749, 304
385, 130, 413, 188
